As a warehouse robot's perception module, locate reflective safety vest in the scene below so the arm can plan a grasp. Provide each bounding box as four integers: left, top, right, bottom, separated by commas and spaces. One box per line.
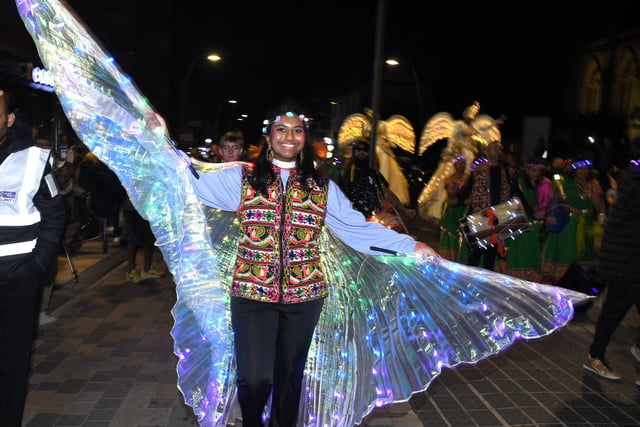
0, 146, 51, 257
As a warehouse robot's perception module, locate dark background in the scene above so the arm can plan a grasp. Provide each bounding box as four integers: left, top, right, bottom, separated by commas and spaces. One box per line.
2, 0, 639, 145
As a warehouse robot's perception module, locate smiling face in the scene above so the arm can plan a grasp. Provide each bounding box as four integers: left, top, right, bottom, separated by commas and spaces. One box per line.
267, 115, 307, 162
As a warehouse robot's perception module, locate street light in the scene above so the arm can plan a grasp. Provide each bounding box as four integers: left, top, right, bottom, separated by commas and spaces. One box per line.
206, 53, 222, 62
384, 56, 425, 159
177, 52, 222, 145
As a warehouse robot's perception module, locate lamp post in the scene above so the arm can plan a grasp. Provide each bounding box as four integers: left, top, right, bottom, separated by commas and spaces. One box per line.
369, 0, 387, 169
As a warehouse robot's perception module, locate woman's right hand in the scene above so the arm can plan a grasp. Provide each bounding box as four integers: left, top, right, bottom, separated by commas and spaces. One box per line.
145, 112, 170, 137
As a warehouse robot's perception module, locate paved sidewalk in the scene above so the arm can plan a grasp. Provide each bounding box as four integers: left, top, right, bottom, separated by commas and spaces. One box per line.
22, 221, 640, 426
25, 237, 423, 427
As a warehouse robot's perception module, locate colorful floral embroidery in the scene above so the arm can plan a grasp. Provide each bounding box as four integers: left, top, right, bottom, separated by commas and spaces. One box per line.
231, 167, 328, 303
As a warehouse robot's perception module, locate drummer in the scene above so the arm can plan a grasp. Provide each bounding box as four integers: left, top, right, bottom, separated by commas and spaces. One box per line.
456, 140, 531, 271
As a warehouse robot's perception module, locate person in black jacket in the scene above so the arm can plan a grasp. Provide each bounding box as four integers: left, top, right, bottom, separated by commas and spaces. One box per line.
0, 89, 66, 426
337, 138, 415, 234
73, 143, 126, 237
583, 138, 640, 384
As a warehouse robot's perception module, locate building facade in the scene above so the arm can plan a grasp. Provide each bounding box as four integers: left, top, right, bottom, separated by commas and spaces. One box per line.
570, 27, 640, 143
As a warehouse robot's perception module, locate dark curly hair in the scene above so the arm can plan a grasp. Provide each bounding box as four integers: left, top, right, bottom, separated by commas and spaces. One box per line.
248, 104, 326, 195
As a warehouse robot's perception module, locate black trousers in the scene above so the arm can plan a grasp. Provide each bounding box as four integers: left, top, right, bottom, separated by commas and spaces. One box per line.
0, 255, 39, 427
468, 245, 497, 271
231, 297, 324, 427
589, 280, 640, 360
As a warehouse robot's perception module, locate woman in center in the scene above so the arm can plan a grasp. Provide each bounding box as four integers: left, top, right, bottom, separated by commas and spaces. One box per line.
188, 106, 437, 426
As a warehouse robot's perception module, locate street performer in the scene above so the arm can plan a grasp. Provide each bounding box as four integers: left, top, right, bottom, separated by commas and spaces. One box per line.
16, 1, 593, 425
0, 89, 66, 426
457, 140, 530, 271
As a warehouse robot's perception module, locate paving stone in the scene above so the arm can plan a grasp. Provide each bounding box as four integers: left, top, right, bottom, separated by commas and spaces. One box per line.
22, 230, 640, 427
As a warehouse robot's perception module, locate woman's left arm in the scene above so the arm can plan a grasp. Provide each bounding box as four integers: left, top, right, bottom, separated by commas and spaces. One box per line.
325, 181, 437, 257
588, 178, 607, 218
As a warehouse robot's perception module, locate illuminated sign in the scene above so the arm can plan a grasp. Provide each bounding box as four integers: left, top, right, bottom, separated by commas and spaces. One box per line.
31, 67, 54, 88
0, 54, 54, 92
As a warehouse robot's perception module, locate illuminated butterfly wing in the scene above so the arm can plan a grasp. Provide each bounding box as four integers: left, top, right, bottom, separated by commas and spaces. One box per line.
16, 1, 238, 425
416, 112, 460, 222
302, 231, 592, 426
418, 112, 456, 156
383, 114, 416, 153
18, 3, 593, 427
375, 144, 411, 205
337, 112, 412, 205
374, 115, 414, 205
337, 113, 371, 149
471, 113, 502, 149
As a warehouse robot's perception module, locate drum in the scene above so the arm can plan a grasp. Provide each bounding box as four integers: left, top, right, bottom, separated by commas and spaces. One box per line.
460, 197, 530, 248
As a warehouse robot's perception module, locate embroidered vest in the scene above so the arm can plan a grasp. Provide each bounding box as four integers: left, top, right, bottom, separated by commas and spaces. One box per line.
469, 159, 511, 211
231, 168, 328, 303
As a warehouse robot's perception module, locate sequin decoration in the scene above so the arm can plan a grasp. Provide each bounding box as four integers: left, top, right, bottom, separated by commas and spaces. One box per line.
16, 1, 593, 426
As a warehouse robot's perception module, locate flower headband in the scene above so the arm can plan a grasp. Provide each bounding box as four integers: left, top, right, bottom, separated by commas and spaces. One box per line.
570, 159, 593, 170
262, 111, 309, 134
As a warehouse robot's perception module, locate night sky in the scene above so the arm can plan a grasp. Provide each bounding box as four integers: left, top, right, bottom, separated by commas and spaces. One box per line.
165, 1, 636, 127
2, 0, 638, 142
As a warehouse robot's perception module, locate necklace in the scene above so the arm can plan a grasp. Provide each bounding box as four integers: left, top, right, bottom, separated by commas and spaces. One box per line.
272, 159, 297, 169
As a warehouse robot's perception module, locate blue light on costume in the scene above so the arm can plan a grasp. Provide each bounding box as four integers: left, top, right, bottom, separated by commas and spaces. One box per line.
571, 159, 594, 170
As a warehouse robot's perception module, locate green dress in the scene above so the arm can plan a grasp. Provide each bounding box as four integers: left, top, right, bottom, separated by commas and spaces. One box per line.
503, 177, 546, 282
541, 177, 602, 282
439, 200, 467, 261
